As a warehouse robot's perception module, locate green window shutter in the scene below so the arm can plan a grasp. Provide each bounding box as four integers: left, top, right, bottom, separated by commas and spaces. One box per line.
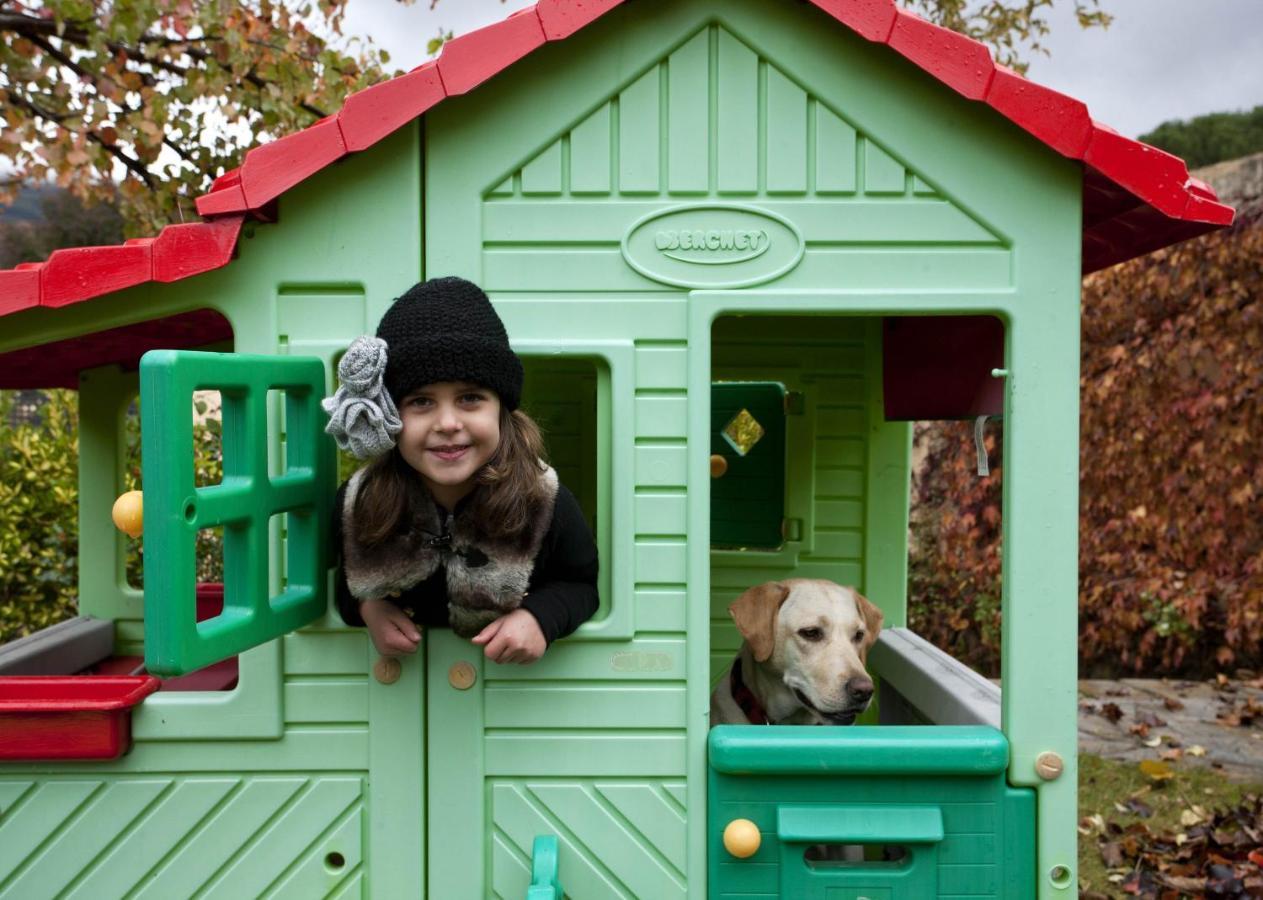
711, 382, 786, 548
140, 350, 333, 676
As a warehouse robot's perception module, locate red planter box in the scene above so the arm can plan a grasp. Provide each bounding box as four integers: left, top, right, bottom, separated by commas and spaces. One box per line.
0, 676, 160, 761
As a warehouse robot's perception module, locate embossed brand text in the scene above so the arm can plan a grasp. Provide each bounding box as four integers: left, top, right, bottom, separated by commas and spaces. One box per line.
654, 229, 769, 253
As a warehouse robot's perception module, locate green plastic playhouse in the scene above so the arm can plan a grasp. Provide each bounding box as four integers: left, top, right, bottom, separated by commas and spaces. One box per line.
0, 0, 1234, 897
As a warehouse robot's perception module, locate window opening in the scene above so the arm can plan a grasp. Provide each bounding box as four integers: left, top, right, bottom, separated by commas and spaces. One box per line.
0, 388, 80, 646
907, 417, 1003, 681
192, 390, 223, 488
519, 355, 611, 622
803, 844, 909, 867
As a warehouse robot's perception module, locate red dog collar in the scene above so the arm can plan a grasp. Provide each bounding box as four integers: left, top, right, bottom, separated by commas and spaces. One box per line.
730, 656, 770, 725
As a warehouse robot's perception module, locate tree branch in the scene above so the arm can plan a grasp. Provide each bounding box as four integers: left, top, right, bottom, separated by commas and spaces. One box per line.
163, 136, 196, 164
3, 11, 327, 118
7, 89, 156, 189
24, 31, 155, 93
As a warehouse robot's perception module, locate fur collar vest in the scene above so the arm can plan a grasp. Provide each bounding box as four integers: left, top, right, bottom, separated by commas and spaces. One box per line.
341, 464, 559, 637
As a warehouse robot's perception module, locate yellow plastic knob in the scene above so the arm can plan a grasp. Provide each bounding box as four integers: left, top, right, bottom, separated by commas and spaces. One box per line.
722, 818, 761, 858
112, 490, 144, 538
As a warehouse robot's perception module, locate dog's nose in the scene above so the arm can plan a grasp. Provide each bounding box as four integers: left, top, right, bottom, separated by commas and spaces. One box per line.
845, 676, 874, 704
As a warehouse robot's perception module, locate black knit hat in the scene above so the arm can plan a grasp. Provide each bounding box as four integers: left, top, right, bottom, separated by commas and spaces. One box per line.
376, 277, 523, 411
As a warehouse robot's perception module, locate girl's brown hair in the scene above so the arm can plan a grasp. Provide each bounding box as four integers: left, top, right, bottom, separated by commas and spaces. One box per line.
352, 405, 548, 547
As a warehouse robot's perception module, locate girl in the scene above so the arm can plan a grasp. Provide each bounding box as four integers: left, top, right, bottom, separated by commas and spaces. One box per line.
323, 277, 599, 664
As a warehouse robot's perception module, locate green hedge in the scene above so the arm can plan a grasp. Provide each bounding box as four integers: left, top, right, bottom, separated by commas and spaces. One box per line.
0, 390, 80, 644
0, 389, 224, 645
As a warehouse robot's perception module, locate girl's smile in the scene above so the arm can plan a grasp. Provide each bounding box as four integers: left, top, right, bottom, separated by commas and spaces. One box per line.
398, 381, 502, 508
429, 444, 471, 461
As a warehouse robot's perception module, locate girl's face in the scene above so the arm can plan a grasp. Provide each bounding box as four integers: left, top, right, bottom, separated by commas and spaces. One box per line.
397, 381, 502, 507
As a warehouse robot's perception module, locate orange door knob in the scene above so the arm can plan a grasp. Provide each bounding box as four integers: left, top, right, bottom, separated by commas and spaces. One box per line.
112, 490, 144, 538
710, 454, 729, 478
722, 818, 761, 858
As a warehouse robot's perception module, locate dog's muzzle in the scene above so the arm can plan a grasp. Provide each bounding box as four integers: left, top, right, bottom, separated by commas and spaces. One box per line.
793, 675, 874, 724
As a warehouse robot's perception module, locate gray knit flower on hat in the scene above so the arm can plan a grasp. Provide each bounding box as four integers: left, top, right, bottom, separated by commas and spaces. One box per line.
322, 336, 403, 459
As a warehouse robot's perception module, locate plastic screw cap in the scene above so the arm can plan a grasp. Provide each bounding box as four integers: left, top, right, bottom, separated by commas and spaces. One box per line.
449, 661, 477, 690
723, 818, 761, 858
112, 490, 144, 538
373, 656, 402, 685
1035, 751, 1064, 781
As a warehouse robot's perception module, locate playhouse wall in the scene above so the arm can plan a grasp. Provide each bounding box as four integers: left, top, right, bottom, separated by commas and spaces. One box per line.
0, 127, 422, 899
421, 0, 1082, 895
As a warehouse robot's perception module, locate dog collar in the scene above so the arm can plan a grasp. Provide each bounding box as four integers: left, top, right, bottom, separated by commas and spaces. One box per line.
730, 656, 771, 725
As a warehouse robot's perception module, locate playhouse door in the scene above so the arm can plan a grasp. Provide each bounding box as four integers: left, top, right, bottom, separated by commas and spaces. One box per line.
138, 349, 333, 676
424, 631, 490, 897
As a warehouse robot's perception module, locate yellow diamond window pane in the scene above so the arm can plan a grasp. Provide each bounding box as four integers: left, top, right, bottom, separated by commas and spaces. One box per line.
722, 408, 765, 457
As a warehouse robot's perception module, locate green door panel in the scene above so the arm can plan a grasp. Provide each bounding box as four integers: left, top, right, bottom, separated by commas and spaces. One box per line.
709, 727, 1035, 899
711, 382, 786, 548
140, 350, 333, 676
0, 775, 362, 898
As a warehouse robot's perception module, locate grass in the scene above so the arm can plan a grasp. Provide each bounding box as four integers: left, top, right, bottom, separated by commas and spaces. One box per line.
1077, 752, 1263, 896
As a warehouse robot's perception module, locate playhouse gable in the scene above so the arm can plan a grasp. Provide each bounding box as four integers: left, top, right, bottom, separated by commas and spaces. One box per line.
499, 23, 1001, 224
425, 2, 1034, 294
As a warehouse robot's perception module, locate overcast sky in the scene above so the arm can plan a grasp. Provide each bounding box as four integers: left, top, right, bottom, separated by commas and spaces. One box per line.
342, 0, 1262, 139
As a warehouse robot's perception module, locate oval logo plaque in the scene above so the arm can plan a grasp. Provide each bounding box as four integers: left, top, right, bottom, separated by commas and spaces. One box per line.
622, 204, 804, 289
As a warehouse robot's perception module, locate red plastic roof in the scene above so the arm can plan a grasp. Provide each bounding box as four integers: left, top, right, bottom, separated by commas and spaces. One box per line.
0, 0, 1235, 325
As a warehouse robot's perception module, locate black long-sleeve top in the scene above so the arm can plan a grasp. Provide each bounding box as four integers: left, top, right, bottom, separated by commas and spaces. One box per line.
331, 481, 600, 644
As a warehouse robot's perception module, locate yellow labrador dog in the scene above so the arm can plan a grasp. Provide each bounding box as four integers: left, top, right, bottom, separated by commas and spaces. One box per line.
711, 579, 882, 726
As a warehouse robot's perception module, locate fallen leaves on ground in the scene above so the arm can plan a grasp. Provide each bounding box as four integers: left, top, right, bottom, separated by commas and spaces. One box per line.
1101, 701, 1126, 723
1140, 760, 1176, 783
1216, 696, 1263, 728
1088, 793, 1263, 898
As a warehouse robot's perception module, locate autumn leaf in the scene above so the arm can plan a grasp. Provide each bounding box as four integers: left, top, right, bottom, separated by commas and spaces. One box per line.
1139, 760, 1175, 782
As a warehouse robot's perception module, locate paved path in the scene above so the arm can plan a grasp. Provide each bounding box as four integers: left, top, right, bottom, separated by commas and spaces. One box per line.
1078, 678, 1263, 782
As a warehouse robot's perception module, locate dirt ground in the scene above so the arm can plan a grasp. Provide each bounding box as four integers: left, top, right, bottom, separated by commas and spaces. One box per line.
1079, 677, 1263, 781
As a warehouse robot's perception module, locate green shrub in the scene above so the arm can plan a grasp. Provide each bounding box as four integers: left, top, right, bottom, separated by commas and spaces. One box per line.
1, 388, 226, 646
0, 390, 80, 644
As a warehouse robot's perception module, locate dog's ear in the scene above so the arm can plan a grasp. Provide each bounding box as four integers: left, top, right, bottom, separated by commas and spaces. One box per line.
854, 591, 884, 662
729, 582, 790, 662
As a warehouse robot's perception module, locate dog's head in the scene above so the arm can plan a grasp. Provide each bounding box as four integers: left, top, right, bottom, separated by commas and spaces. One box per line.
729, 579, 883, 725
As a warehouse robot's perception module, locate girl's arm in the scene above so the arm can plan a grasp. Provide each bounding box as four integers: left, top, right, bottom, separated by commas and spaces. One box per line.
519, 484, 600, 645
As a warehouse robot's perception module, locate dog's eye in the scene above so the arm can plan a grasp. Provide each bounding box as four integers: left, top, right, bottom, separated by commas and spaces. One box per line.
797, 627, 823, 642
853, 629, 865, 643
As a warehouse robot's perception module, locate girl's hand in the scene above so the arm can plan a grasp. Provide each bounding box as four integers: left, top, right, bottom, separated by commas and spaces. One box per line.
472, 609, 546, 664
360, 597, 422, 657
